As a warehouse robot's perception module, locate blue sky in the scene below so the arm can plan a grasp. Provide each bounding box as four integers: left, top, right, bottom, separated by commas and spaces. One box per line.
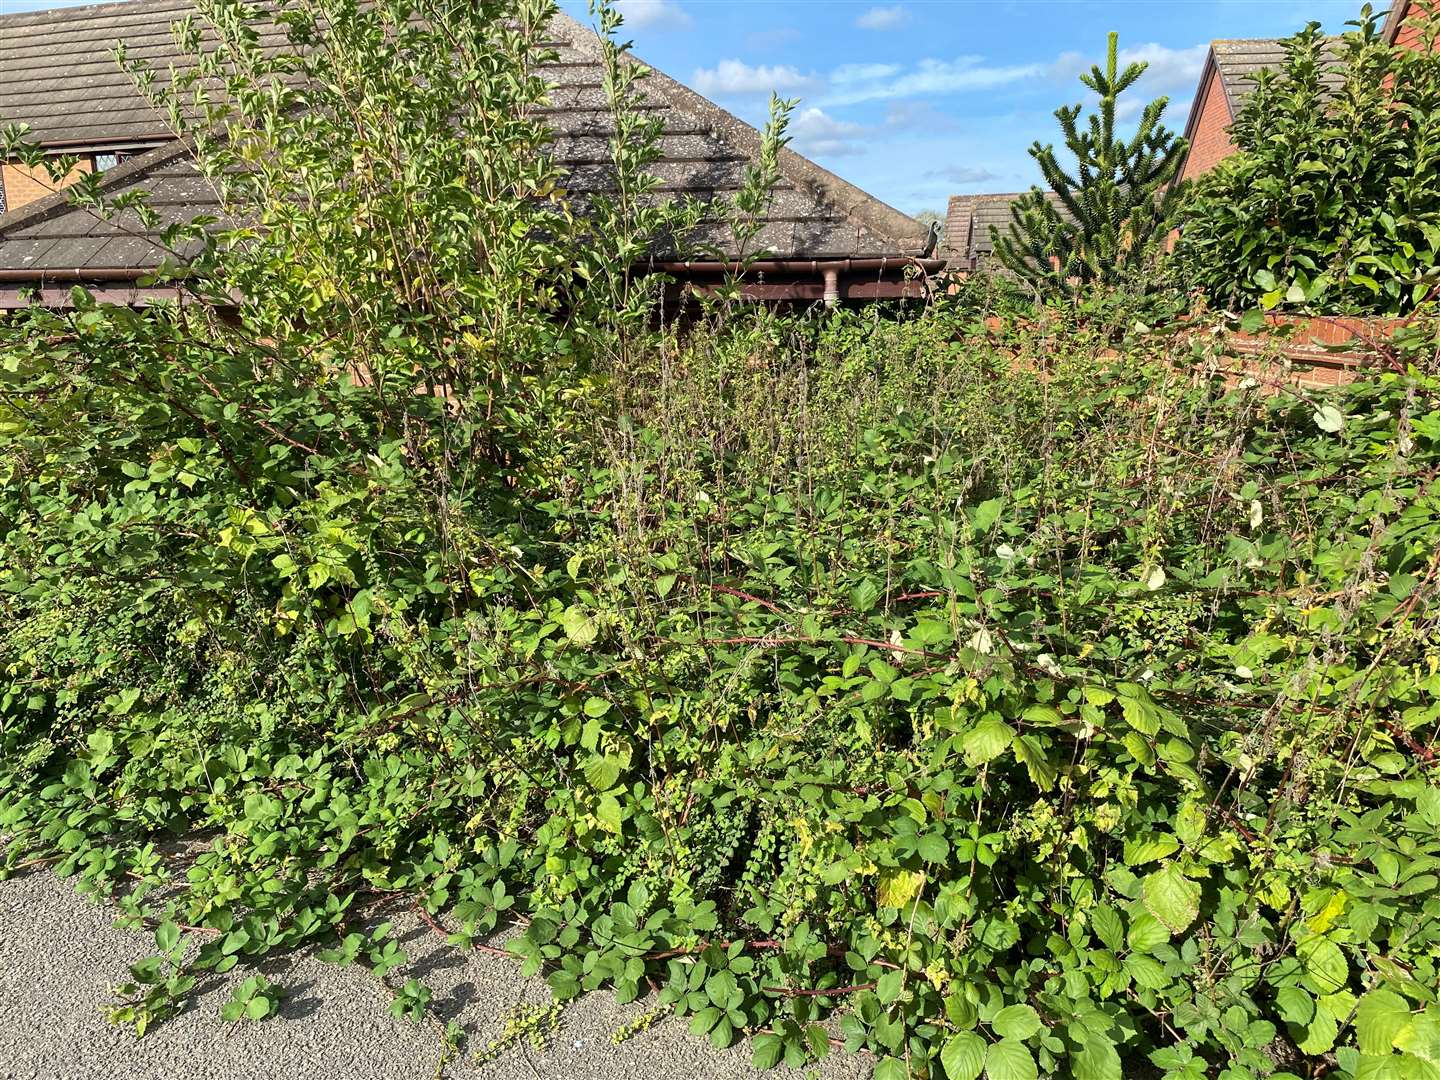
577, 0, 1366, 214
8, 0, 1370, 215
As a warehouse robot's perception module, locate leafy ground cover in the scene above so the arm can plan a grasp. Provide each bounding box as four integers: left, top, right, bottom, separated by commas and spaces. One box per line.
3, 296, 1439, 1078
1, 2, 1439, 1078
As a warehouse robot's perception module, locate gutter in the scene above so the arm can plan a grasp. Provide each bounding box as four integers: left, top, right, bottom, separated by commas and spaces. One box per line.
0, 267, 165, 282
648, 256, 946, 306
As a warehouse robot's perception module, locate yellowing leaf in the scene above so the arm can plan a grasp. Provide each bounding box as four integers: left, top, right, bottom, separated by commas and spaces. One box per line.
1143, 863, 1201, 934
876, 868, 925, 909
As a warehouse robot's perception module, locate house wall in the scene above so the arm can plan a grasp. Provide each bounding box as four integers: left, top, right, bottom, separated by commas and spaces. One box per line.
1179, 67, 1236, 182
1393, 1, 1438, 51
0, 158, 93, 215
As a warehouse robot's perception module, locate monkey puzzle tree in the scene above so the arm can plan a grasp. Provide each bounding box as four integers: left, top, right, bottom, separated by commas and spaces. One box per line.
992, 32, 1187, 298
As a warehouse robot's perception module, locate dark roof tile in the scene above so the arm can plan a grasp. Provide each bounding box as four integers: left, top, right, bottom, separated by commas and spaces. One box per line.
941, 192, 1068, 270
1, 2, 926, 276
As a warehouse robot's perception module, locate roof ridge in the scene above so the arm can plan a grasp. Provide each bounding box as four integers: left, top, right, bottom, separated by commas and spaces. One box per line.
0, 0, 188, 26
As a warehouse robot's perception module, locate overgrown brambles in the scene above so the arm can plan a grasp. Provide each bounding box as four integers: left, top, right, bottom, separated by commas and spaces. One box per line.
2, 3, 1440, 1080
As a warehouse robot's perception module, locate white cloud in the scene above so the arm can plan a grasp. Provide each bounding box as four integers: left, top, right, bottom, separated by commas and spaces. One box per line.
856, 5, 909, 31
832, 62, 903, 85
882, 101, 958, 133
927, 165, 1002, 185
822, 57, 1043, 106
790, 107, 868, 157
1050, 42, 1208, 94
616, 0, 692, 31
691, 59, 817, 96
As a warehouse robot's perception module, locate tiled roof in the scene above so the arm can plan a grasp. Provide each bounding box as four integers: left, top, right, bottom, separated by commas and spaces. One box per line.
0, 0, 216, 148
1209, 38, 1346, 118
0, 2, 928, 278
941, 191, 1066, 271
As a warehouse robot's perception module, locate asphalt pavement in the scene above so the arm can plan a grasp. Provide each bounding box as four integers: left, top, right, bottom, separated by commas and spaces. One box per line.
0, 869, 868, 1080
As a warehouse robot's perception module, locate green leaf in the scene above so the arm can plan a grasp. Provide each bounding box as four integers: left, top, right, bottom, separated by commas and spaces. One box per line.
917, 831, 950, 863
561, 604, 598, 646
1143, 863, 1201, 935
984, 1038, 1038, 1080
942, 1031, 987, 1080
548, 969, 581, 999
1297, 936, 1349, 995
1071, 1030, 1121, 1080
971, 497, 1005, 533
991, 1004, 1042, 1041
1124, 833, 1180, 866
1354, 989, 1412, 1056
1275, 986, 1314, 1026
876, 969, 905, 1005
1090, 905, 1124, 952
962, 716, 1015, 765
1012, 736, 1056, 790
584, 755, 622, 792
1126, 913, 1170, 953
850, 578, 882, 612
111, 687, 142, 717
154, 921, 180, 953
1295, 1005, 1337, 1055
1313, 406, 1346, 434
751, 1033, 784, 1070
595, 794, 624, 834
874, 1057, 909, 1080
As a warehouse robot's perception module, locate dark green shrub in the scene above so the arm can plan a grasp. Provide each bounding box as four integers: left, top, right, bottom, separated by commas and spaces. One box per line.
1174, 6, 1440, 315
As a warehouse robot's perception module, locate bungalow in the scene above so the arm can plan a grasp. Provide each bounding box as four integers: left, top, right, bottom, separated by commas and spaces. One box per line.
0, 0, 938, 308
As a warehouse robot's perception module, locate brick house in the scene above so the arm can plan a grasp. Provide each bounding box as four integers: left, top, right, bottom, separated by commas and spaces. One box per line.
940, 193, 1072, 274
0, 1, 937, 307
1176, 40, 1349, 184
1176, 1, 1435, 185
1383, 0, 1438, 50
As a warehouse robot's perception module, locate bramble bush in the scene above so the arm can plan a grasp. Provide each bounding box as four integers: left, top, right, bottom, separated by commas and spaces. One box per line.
2, 2, 1440, 1079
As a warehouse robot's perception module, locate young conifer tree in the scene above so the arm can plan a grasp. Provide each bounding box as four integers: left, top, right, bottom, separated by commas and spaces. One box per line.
991, 32, 1187, 298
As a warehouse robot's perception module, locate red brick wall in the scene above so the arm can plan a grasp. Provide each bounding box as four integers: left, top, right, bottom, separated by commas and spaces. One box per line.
0, 158, 93, 214
1393, 0, 1438, 51
1179, 65, 1236, 182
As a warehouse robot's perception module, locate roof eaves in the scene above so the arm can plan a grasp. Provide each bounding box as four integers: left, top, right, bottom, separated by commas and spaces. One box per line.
0, 0, 174, 27
1181, 48, 1223, 149
1382, 0, 1412, 45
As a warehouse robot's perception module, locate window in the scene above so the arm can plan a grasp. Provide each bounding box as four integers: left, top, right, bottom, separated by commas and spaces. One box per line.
93, 152, 120, 172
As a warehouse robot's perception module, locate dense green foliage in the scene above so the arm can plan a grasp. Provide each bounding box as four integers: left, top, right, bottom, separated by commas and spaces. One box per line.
991, 33, 1187, 300
2, 4, 1440, 1080
1175, 6, 1440, 316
